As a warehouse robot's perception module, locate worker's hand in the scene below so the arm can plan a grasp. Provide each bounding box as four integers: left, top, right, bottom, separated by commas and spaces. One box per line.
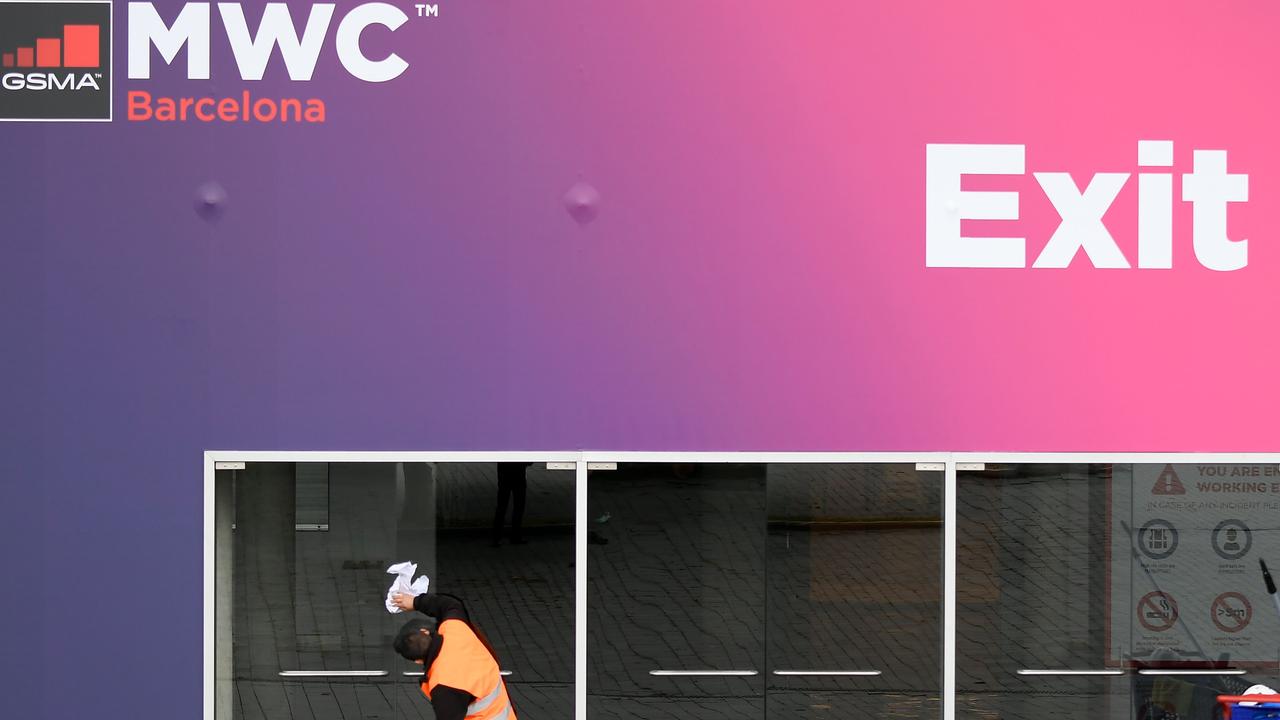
393, 593, 417, 612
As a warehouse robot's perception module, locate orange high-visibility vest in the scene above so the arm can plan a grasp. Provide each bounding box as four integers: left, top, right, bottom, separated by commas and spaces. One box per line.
424, 619, 517, 720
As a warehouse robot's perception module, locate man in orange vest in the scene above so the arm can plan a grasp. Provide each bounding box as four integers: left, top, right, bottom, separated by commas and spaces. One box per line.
392, 592, 518, 720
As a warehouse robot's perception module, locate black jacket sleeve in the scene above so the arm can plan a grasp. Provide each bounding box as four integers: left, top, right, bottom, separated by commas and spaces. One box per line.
424, 681, 476, 717
429, 684, 475, 720
413, 593, 469, 622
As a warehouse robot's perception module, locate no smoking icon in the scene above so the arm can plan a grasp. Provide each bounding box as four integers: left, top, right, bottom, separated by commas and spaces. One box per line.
1137, 591, 1178, 632
1211, 592, 1252, 633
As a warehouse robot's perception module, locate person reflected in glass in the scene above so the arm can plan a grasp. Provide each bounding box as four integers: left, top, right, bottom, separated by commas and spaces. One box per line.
392, 591, 518, 720
491, 462, 530, 547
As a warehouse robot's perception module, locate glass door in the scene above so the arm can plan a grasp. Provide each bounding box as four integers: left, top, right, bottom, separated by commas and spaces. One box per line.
586, 462, 768, 718
419, 462, 576, 718
766, 463, 943, 719
225, 461, 403, 720
954, 462, 1280, 720
216, 460, 575, 720
585, 460, 945, 719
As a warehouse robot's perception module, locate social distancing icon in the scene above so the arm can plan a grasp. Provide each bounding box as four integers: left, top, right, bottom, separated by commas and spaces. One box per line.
1152, 465, 1186, 495
1137, 591, 1178, 632
1211, 592, 1252, 633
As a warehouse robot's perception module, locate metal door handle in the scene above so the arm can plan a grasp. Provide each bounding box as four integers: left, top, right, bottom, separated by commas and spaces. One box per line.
1137, 669, 1244, 676
399, 666, 509, 671
773, 670, 881, 676
282, 666, 391, 671
650, 670, 758, 677
1017, 669, 1125, 676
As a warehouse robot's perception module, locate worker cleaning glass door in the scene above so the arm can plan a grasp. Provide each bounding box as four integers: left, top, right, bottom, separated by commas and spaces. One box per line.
216, 461, 575, 720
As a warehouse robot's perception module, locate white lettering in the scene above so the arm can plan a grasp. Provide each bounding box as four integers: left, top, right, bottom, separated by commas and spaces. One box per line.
0, 72, 100, 90
1183, 150, 1249, 271
925, 144, 1025, 268
1032, 172, 1130, 268
217, 3, 334, 81
335, 2, 408, 83
127, 2, 409, 81
925, 142, 1250, 270
1137, 140, 1174, 269
128, 2, 211, 80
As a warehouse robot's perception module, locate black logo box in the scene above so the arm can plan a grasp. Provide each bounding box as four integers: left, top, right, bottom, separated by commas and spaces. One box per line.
0, 0, 111, 121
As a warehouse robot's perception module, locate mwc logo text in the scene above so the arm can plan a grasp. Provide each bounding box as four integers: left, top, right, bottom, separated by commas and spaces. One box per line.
126, 1, 409, 82
925, 142, 1249, 271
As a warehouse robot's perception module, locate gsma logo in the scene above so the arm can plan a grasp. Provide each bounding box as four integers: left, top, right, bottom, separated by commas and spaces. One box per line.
0, 0, 111, 121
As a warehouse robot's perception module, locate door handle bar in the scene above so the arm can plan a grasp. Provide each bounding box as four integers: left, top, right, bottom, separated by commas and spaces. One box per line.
773, 670, 881, 676
650, 670, 758, 677
282, 666, 391, 671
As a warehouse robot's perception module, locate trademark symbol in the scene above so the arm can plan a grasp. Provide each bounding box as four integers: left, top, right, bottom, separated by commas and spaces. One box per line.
414, 3, 438, 17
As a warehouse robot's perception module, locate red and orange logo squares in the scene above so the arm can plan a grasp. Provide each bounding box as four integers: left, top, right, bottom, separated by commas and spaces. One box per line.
2, 24, 98, 68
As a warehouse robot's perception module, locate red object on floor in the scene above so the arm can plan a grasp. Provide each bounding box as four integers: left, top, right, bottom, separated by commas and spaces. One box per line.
1218, 695, 1280, 719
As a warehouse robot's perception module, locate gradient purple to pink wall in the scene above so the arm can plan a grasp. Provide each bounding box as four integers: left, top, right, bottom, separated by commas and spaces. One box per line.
2, 0, 1279, 716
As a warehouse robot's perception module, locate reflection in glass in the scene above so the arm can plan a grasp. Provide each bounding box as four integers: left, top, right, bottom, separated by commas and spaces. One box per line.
433, 462, 575, 718
220, 462, 574, 720
956, 463, 1279, 720
587, 463, 767, 719
766, 464, 942, 719
587, 462, 945, 719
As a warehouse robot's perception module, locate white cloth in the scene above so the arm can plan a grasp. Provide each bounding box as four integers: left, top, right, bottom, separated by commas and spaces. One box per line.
385, 561, 430, 614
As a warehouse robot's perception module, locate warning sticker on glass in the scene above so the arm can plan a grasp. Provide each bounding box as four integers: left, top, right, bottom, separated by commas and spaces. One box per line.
1110, 464, 1280, 665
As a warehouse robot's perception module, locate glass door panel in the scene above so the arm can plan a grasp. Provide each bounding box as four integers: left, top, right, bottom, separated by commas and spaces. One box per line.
420, 462, 576, 718
587, 462, 768, 719
954, 462, 1280, 720
586, 460, 946, 720
218, 460, 574, 720
765, 463, 943, 719
229, 461, 400, 720
955, 463, 1125, 718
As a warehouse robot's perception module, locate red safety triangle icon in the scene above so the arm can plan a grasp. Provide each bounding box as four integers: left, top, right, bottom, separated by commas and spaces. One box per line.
1152, 464, 1186, 495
